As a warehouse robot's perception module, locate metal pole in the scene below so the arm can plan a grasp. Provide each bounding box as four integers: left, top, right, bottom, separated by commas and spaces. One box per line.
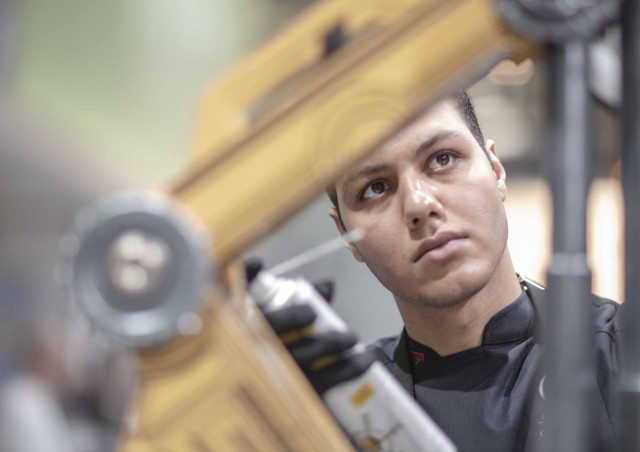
543, 38, 595, 452
619, 0, 640, 449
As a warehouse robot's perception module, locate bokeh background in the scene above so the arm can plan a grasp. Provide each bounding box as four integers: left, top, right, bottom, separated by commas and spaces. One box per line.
0, 1, 623, 451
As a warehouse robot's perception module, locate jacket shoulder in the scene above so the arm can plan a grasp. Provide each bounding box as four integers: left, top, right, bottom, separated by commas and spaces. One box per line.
366, 335, 400, 364
592, 295, 622, 338
523, 277, 620, 330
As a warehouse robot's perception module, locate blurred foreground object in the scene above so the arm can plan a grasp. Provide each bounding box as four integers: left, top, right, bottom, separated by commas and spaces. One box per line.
0, 319, 72, 452
67, 0, 536, 450
496, 0, 620, 451
63, 191, 212, 348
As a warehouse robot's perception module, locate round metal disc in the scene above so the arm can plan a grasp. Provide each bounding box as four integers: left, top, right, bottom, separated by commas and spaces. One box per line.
66, 191, 213, 348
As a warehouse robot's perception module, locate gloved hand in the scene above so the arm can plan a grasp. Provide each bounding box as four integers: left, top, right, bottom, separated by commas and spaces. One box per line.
244, 258, 376, 394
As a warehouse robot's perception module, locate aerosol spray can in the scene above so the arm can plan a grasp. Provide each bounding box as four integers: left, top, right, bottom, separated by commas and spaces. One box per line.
250, 271, 456, 452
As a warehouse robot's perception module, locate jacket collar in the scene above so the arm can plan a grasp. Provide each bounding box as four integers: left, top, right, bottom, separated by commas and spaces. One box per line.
385, 277, 547, 364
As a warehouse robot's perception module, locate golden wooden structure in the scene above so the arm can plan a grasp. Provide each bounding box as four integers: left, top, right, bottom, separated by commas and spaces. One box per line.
120, 0, 536, 450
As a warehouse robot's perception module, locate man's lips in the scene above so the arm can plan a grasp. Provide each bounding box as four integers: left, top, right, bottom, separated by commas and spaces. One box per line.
412, 231, 464, 263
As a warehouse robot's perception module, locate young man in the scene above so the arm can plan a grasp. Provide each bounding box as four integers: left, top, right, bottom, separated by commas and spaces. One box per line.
328, 92, 521, 357
262, 92, 620, 451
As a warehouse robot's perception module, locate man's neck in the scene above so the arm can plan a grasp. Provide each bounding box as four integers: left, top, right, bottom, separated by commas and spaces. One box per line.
397, 255, 522, 357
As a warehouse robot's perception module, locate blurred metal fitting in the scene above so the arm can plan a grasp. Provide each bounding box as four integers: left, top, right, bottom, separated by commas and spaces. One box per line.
494, 0, 620, 42
62, 191, 213, 348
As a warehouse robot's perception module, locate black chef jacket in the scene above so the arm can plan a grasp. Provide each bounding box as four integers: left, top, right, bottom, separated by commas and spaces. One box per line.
367, 280, 621, 452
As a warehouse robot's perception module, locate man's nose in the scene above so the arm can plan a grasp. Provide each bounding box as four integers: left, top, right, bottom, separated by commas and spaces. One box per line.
400, 174, 444, 230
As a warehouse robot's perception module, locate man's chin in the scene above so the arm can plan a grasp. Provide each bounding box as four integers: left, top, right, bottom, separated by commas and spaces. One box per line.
402, 275, 488, 309
406, 292, 473, 310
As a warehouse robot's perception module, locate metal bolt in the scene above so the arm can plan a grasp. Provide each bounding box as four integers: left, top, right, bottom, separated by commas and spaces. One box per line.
107, 230, 170, 295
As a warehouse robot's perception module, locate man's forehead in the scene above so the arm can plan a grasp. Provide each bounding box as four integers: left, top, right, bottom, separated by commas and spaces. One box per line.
337, 100, 470, 182
382, 100, 466, 148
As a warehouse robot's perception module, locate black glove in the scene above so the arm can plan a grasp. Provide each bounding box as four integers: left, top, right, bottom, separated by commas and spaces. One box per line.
263, 303, 376, 394
244, 258, 375, 394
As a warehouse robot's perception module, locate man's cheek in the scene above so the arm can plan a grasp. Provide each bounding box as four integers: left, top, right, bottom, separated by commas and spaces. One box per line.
364, 225, 394, 252
358, 233, 391, 263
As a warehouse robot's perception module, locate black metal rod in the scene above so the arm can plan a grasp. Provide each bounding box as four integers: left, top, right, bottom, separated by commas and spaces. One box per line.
543, 39, 595, 452
619, 0, 640, 449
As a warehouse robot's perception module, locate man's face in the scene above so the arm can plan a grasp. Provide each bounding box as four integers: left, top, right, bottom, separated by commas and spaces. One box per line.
330, 100, 510, 309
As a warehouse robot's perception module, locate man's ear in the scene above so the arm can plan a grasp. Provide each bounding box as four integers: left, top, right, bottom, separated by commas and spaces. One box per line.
485, 139, 507, 201
328, 207, 364, 262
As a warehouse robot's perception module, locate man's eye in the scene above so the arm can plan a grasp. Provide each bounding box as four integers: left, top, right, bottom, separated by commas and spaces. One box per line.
361, 181, 387, 200
428, 151, 457, 170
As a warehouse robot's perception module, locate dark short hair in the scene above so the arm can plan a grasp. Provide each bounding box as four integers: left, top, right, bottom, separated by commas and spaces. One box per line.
455, 89, 485, 149
326, 89, 485, 221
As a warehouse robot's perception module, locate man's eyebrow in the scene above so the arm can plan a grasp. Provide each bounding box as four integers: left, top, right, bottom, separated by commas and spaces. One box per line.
413, 130, 467, 158
342, 163, 392, 190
